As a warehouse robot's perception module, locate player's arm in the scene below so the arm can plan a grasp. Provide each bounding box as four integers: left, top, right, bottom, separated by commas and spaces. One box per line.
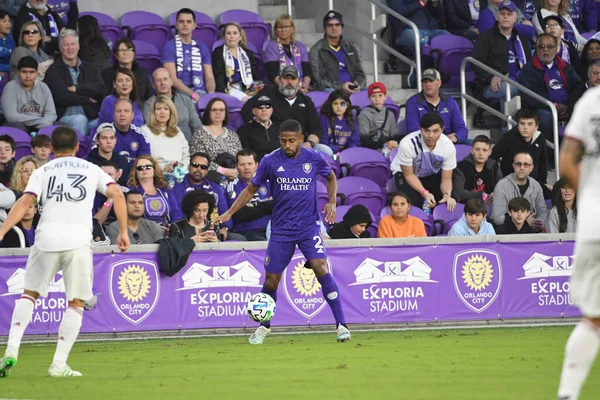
559, 137, 583, 191
106, 184, 129, 252
0, 193, 35, 241
214, 184, 260, 224
323, 171, 337, 224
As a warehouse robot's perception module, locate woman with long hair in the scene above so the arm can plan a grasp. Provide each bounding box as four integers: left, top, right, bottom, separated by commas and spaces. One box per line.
212, 22, 261, 101
10, 156, 38, 199
189, 97, 242, 180
168, 190, 221, 242
578, 39, 600, 82
141, 95, 190, 174
377, 192, 427, 238
76, 15, 111, 74
127, 155, 182, 227
101, 38, 153, 101
533, 0, 588, 50
545, 178, 577, 233
97, 67, 144, 127
263, 14, 311, 90
319, 89, 361, 155
9, 20, 52, 79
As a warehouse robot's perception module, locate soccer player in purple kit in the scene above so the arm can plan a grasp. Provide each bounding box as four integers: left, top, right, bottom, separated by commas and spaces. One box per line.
214, 119, 351, 344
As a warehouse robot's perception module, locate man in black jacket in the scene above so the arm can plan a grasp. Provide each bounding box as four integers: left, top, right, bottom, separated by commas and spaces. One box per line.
241, 66, 323, 151
86, 123, 130, 186
237, 95, 281, 161
44, 29, 106, 136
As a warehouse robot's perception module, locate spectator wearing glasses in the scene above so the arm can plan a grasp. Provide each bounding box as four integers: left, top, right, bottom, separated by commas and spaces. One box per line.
518, 33, 584, 142
491, 151, 548, 229
237, 95, 281, 161
172, 152, 235, 240
542, 15, 578, 70
169, 190, 221, 243
106, 189, 164, 245
127, 155, 182, 228
10, 20, 51, 80
264, 14, 312, 91
13, 0, 69, 55
533, 0, 588, 50
101, 38, 153, 102
309, 10, 366, 93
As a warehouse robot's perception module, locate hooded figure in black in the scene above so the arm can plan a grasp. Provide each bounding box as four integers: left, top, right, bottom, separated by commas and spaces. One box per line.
329, 204, 373, 239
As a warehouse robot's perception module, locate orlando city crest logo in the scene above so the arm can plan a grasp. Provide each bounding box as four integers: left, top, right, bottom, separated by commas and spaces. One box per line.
453, 250, 502, 313
109, 260, 160, 324
302, 163, 312, 174
282, 254, 330, 319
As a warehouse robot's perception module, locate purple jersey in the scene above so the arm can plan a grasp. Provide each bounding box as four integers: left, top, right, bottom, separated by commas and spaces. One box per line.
111, 125, 151, 165
161, 39, 212, 90
251, 147, 332, 241
331, 46, 352, 84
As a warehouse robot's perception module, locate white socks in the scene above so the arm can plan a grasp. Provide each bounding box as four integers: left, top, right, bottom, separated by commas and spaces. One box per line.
5, 295, 36, 358
51, 306, 83, 368
558, 320, 600, 400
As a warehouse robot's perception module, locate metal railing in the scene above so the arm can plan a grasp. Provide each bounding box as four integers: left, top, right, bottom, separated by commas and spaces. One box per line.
460, 57, 560, 179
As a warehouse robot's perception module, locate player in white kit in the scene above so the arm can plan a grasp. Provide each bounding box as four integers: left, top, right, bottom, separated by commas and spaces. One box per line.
557, 86, 600, 399
0, 127, 130, 378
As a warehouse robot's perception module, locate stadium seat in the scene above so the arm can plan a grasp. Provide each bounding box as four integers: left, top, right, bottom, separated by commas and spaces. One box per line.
2, 127, 31, 161
320, 152, 341, 178
339, 147, 390, 188
80, 11, 121, 50
219, 10, 270, 56
317, 179, 343, 212
433, 202, 465, 235
168, 10, 218, 49
429, 34, 475, 89
335, 205, 378, 238
121, 11, 170, 50
337, 176, 386, 216
38, 125, 90, 158
455, 144, 471, 162
380, 205, 435, 236
305, 91, 330, 113
197, 93, 245, 131
132, 40, 162, 76
351, 91, 400, 122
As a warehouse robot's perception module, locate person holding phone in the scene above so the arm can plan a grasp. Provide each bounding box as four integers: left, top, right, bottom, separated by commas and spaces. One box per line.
168, 189, 221, 242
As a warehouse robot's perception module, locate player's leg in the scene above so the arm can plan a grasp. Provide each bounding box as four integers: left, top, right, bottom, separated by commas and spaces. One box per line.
298, 235, 350, 342
48, 247, 92, 377
259, 272, 282, 329
558, 241, 600, 399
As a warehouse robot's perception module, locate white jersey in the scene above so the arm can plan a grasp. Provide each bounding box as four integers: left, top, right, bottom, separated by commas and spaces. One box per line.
563, 86, 600, 242
24, 156, 115, 251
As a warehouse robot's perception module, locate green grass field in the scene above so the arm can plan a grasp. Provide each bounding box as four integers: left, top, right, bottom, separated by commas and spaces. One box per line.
1, 326, 598, 400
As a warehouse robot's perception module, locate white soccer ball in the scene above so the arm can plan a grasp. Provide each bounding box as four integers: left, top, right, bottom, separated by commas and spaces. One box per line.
246, 292, 276, 323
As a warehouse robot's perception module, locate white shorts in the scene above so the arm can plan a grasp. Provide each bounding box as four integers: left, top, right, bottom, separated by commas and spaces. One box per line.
571, 241, 600, 317
24, 245, 93, 302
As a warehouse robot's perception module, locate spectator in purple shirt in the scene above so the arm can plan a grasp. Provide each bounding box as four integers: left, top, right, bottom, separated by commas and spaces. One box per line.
97, 67, 144, 127
101, 98, 150, 165
319, 89, 361, 155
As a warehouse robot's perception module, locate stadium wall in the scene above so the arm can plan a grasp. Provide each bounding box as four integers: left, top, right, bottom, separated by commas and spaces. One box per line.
0, 234, 578, 336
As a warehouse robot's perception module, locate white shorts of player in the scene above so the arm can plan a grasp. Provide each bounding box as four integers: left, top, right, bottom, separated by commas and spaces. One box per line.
24, 245, 93, 302
571, 241, 600, 318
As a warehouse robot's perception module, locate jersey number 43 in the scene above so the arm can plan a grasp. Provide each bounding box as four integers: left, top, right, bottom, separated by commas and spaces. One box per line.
46, 174, 88, 202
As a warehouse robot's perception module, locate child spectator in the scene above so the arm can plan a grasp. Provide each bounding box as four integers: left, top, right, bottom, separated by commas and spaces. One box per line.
377, 192, 427, 238
0, 134, 16, 186
358, 82, 400, 151
448, 198, 496, 236
491, 109, 549, 190
0, 10, 15, 80
319, 89, 361, 156
452, 135, 502, 203
329, 204, 372, 239
495, 196, 536, 234
30, 134, 51, 166
1, 203, 37, 247
545, 178, 577, 233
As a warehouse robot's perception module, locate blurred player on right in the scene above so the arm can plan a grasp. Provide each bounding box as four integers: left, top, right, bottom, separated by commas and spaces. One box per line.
557, 87, 600, 399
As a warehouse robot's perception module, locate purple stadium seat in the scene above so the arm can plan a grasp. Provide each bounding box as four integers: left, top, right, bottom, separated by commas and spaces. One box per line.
80, 12, 121, 50
197, 93, 245, 131
335, 205, 378, 237
432, 202, 465, 235
380, 205, 435, 236
305, 91, 330, 113
1, 127, 31, 160
338, 147, 390, 188
429, 34, 475, 89
168, 11, 218, 49
219, 10, 270, 56
351, 91, 400, 122
38, 125, 90, 158
121, 11, 170, 50
131, 40, 161, 75
337, 176, 386, 216
582, 31, 596, 40
455, 144, 471, 161
321, 152, 341, 178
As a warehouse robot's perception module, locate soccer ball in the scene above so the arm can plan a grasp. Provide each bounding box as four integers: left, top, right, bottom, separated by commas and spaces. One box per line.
246, 293, 276, 323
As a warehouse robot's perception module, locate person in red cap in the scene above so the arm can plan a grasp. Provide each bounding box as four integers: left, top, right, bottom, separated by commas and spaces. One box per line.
358, 82, 401, 152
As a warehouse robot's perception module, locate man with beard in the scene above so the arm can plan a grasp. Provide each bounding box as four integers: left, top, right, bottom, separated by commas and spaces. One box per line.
241, 66, 323, 152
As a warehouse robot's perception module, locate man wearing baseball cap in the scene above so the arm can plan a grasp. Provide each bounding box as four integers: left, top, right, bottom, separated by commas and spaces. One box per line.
86, 122, 131, 186
238, 95, 281, 161
308, 10, 366, 94
358, 82, 401, 150
405, 68, 468, 144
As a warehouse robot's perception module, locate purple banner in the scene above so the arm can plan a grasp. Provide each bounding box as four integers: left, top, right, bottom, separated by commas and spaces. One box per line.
0, 241, 578, 335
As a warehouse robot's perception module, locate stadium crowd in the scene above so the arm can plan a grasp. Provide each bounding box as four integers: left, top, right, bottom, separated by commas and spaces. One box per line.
0, 1, 580, 248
